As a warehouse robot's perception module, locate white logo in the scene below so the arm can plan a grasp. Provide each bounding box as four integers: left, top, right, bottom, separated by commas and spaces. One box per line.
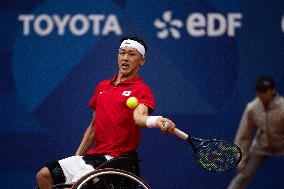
18, 14, 122, 36
154, 11, 242, 39
153, 11, 183, 39
122, 91, 131, 96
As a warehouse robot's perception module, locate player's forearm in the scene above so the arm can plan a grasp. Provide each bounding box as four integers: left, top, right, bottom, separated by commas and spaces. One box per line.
133, 104, 175, 134
75, 124, 95, 155
133, 104, 151, 127
134, 113, 165, 128
133, 112, 149, 127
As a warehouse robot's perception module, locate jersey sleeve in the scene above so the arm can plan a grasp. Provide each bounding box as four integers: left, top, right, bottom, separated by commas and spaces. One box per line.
89, 82, 102, 110
137, 84, 156, 114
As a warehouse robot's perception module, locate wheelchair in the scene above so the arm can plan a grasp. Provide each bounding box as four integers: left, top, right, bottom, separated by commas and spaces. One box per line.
36, 156, 150, 189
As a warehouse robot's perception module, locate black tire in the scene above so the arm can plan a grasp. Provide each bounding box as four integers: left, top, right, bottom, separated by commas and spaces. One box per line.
71, 168, 150, 189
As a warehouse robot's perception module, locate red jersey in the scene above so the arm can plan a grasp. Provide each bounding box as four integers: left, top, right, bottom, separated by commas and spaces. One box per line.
87, 75, 155, 157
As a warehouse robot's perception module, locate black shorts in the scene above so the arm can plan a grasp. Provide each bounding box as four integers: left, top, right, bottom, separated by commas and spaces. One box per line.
44, 160, 66, 184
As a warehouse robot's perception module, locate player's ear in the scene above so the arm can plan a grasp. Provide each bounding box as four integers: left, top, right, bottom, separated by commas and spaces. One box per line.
139, 56, 146, 66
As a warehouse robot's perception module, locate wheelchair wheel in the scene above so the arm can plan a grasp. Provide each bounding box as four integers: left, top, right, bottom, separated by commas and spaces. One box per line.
71, 168, 150, 189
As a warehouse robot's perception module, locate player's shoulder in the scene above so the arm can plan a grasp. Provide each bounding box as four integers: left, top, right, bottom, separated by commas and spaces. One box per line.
98, 79, 110, 86
138, 80, 150, 87
277, 94, 284, 102
137, 80, 153, 92
91, 79, 111, 92
276, 94, 284, 106
97, 77, 114, 86
246, 98, 259, 111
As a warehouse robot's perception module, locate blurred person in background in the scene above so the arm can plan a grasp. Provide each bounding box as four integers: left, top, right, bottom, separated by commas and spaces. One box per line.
228, 75, 284, 189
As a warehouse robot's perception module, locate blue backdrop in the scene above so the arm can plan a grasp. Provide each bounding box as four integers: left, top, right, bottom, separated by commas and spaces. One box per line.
1, 0, 284, 188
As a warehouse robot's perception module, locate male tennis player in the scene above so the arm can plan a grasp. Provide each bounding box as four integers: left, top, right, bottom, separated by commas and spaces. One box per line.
228, 75, 284, 189
36, 36, 176, 189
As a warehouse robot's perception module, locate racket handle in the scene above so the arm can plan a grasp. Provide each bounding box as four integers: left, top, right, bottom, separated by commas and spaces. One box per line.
173, 128, 189, 140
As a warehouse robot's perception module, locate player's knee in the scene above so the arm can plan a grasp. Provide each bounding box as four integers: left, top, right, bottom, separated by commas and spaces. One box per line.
36, 167, 52, 182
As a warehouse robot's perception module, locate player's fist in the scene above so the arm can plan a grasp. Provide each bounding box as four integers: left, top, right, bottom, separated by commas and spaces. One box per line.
156, 117, 175, 135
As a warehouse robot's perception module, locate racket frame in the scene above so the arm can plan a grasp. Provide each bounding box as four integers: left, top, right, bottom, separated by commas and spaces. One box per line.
174, 128, 242, 172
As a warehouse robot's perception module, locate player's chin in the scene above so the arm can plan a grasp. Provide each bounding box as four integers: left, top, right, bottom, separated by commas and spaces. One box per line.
120, 69, 132, 76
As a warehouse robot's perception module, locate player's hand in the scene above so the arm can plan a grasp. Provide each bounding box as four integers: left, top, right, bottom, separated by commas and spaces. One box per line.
156, 117, 176, 134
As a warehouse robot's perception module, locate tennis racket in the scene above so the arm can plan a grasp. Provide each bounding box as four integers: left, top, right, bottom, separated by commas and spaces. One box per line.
173, 127, 242, 173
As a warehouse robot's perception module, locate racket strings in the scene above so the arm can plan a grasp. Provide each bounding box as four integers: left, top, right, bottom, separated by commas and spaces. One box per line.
196, 141, 241, 172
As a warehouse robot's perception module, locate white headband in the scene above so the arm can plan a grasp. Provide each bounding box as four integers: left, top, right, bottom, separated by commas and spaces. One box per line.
120, 39, 145, 56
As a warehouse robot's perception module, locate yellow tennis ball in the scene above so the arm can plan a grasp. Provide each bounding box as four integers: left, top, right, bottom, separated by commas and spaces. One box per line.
126, 97, 138, 109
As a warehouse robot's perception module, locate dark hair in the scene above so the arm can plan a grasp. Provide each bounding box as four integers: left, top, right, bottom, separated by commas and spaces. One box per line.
256, 75, 275, 92
120, 35, 148, 52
